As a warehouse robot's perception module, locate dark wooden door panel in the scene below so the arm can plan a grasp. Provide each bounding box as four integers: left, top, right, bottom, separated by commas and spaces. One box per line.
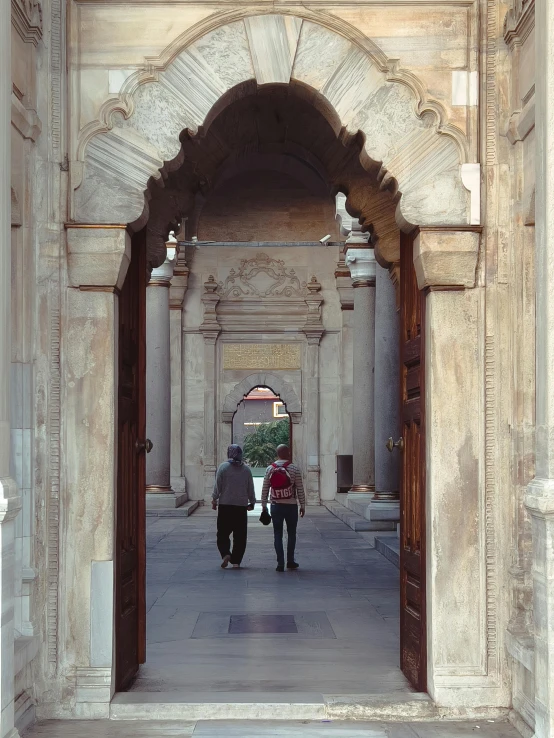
399, 231, 427, 692
116, 229, 146, 690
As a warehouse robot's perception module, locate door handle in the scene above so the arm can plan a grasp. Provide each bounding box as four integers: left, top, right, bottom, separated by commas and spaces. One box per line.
136, 438, 153, 454
386, 436, 404, 453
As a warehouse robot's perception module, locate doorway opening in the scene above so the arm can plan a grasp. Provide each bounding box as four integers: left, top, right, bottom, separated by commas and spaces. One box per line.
115, 81, 424, 701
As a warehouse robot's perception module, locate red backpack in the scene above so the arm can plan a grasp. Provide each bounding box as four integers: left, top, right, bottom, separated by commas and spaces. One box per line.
269, 462, 294, 500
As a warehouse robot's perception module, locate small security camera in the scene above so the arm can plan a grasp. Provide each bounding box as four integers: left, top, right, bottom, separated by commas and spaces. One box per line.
319, 235, 331, 243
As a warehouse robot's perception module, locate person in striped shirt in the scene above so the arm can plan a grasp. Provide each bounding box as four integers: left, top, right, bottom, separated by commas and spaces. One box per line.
261, 444, 306, 572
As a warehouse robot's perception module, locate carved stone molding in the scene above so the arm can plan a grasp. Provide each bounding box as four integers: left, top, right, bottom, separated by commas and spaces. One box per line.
11, 94, 41, 142
413, 227, 482, 290
217, 252, 307, 299
74, 13, 470, 228
11, 0, 42, 46
11, 188, 22, 228
504, 0, 534, 49
65, 226, 131, 289
199, 275, 221, 341
303, 276, 325, 345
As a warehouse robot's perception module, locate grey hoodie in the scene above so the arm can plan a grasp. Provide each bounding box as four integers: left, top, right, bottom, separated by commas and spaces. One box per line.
212, 461, 256, 507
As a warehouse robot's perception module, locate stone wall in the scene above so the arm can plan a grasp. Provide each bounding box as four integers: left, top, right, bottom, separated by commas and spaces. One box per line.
198, 170, 340, 243
504, 1, 537, 735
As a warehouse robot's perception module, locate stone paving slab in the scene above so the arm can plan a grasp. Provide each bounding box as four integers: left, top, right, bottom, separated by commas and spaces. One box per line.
134, 506, 407, 694
23, 719, 519, 737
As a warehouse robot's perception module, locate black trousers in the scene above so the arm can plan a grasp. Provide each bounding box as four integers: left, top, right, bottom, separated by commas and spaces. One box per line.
217, 505, 248, 565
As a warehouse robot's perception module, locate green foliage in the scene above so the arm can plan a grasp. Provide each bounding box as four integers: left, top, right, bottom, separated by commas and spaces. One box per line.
242, 419, 290, 467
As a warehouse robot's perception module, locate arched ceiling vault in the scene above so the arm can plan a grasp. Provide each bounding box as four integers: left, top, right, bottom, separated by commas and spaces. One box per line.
143, 84, 400, 268
72, 12, 474, 249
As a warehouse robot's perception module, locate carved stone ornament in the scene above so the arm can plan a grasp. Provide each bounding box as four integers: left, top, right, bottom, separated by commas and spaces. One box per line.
504, 0, 534, 48
11, 0, 43, 45
217, 253, 308, 298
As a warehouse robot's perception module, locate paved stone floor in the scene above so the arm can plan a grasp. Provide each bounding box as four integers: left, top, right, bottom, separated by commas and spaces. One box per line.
23, 718, 519, 737
133, 505, 407, 694
25, 507, 521, 736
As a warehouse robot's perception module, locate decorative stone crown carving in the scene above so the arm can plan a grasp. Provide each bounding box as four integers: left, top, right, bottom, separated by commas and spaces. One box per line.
217, 253, 308, 298
12, 0, 43, 45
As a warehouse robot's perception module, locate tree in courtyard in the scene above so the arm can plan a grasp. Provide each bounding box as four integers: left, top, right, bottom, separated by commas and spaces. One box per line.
242, 419, 290, 467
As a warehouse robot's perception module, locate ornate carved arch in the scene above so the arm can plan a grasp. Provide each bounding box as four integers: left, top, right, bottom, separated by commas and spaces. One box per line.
222, 373, 301, 424
72, 12, 475, 232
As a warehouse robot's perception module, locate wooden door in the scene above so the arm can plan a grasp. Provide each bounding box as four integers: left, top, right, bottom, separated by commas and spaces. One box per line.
116, 229, 147, 690
399, 230, 427, 691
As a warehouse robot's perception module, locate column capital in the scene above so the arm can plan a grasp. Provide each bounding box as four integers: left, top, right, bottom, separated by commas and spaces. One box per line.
149, 241, 177, 287
170, 249, 190, 309
345, 248, 376, 286
66, 225, 131, 289
413, 226, 482, 290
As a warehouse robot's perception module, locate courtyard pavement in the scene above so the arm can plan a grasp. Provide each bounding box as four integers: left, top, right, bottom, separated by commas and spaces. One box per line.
133, 505, 407, 694
23, 718, 519, 737
24, 506, 520, 737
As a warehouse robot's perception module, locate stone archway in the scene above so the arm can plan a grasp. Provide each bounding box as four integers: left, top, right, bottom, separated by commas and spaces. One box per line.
71, 11, 478, 244
60, 6, 504, 718
221, 373, 302, 424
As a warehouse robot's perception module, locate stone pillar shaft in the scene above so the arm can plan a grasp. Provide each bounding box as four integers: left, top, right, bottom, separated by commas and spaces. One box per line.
374, 264, 400, 501
346, 247, 376, 492
146, 248, 176, 492
524, 2, 554, 736
0, 6, 21, 736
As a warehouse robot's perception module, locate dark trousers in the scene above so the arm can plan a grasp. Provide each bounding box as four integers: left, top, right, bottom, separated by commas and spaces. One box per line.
271, 503, 299, 567
217, 505, 248, 565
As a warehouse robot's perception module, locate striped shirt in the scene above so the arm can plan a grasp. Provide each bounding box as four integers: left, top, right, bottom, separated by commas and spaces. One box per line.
261, 460, 306, 508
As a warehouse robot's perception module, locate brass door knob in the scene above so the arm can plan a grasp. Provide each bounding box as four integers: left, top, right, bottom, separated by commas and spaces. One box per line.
136, 438, 153, 454
386, 436, 404, 453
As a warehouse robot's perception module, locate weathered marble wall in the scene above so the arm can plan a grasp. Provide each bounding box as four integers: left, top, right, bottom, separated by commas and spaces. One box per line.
10, 7, 43, 733
504, 1, 537, 734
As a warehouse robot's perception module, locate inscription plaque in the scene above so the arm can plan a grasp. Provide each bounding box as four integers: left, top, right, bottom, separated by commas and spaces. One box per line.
223, 343, 301, 370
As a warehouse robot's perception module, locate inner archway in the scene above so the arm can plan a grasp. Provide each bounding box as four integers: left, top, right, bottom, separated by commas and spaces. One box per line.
116, 56, 416, 701
232, 386, 291, 456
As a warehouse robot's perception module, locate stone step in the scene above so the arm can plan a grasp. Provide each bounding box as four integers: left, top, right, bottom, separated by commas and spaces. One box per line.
110, 691, 436, 722
325, 501, 396, 532
146, 491, 188, 511
345, 496, 400, 524
146, 500, 200, 518
375, 536, 400, 568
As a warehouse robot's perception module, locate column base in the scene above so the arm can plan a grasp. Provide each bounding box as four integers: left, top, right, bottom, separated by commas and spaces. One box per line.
146, 492, 187, 510
146, 484, 172, 494
372, 490, 400, 502
349, 484, 375, 493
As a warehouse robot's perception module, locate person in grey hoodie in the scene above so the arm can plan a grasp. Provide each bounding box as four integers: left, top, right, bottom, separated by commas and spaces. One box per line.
212, 444, 256, 568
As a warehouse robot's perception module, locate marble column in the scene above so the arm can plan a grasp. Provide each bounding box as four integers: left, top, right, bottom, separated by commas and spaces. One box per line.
373, 263, 400, 502
169, 248, 189, 497
146, 245, 177, 497
0, 4, 21, 735
345, 244, 376, 493
525, 1, 554, 735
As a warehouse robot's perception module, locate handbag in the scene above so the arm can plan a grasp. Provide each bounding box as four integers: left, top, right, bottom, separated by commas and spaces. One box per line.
259, 508, 272, 526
